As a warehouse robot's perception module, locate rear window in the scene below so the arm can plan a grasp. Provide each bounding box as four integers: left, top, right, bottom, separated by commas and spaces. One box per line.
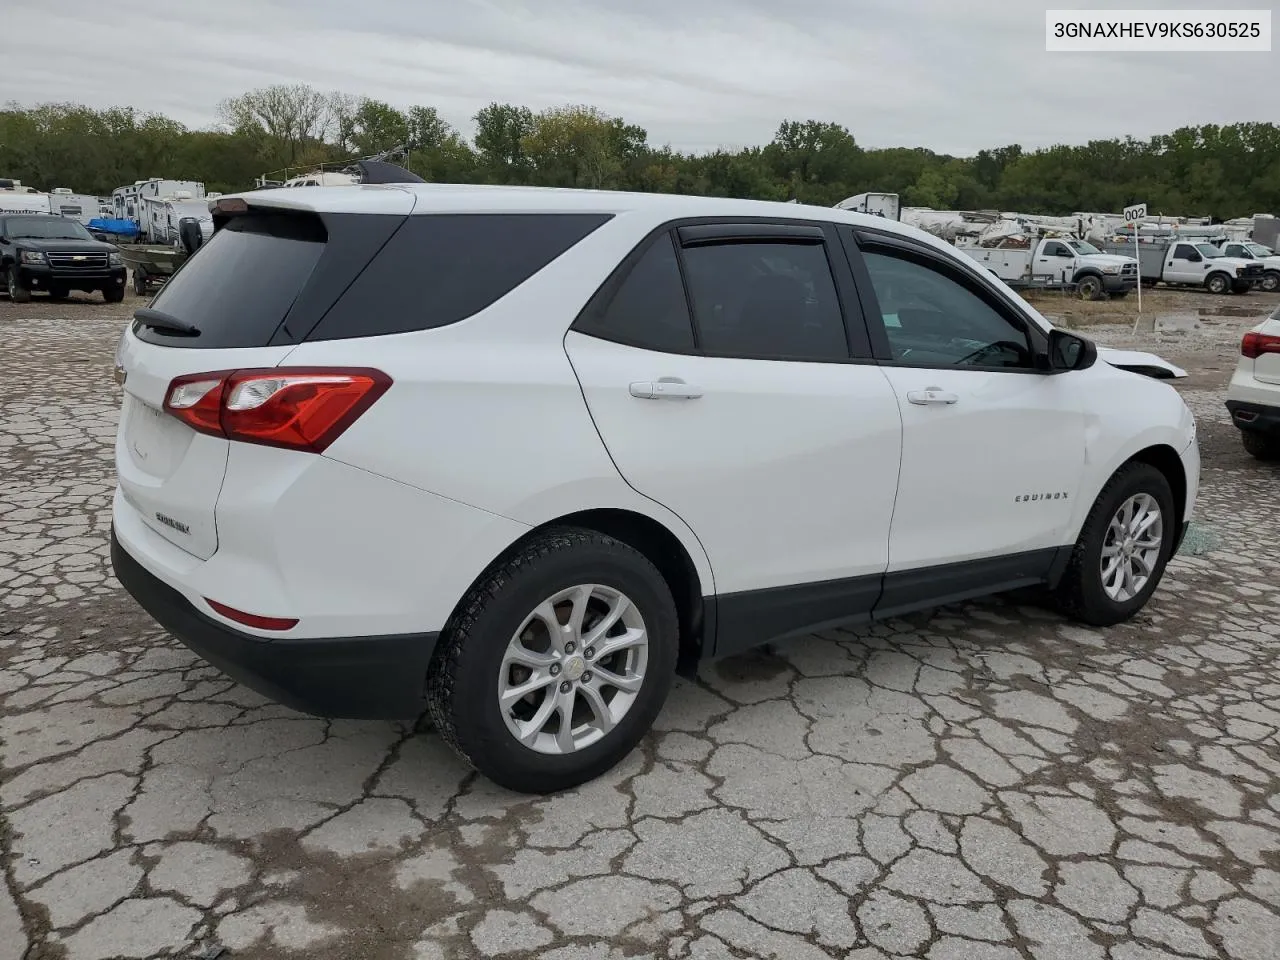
305, 213, 612, 341
141, 214, 325, 349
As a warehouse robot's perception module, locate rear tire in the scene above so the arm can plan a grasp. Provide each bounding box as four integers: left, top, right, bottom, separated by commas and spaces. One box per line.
103, 285, 124, 303
1206, 272, 1230, 294
1242, 431, 1280, 461
132, 269, 147, 296
1054, 462, 1176, 627
7, 268, 31, 303
426, 527, 679, 794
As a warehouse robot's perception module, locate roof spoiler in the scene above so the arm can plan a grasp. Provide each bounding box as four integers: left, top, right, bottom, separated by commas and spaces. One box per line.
353, 160, 426, 185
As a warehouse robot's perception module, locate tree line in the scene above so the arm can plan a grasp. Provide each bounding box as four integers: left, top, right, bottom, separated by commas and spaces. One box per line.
2, 83, 1278, 219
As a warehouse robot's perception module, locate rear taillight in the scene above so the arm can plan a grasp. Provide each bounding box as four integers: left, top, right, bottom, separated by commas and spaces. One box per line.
163, 367, 391, 453
1242, 332, 1280, 359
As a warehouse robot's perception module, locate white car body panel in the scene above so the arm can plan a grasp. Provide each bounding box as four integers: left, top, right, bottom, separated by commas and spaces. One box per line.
563, 331, 902, 594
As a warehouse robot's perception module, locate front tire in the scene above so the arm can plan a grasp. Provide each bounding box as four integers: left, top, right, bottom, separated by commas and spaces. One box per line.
1205, 272, 1230, 294
7, 268, 31, 303
426, 527, 679, 794
1242, 431, 1280, 461
1054, 462, 1176, 626
103, 285, 125, 303
1076, 275, 1104, 300
1262, 270, 1280, 293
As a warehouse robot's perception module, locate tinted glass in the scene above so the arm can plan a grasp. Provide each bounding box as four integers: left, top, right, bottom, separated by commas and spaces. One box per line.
861, 250, 1033, 369
1173, 244, 1197, 259
1042, 241, 1070, 256
143, 213, 325, 348
309, 213, 612, 341
681, 241, 849, 360
578, 232, 695, 352
5, 216, 94, 241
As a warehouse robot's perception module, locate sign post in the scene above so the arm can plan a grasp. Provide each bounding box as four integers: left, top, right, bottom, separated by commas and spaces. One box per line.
1123, 202, 1147, 328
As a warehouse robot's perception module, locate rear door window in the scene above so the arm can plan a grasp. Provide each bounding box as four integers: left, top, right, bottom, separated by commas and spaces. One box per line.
307, 213, 613, 341
680, 240, 851, 361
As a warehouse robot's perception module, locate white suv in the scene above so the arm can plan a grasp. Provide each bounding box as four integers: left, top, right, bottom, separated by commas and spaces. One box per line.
111, 180, 1200, 793
1225, 303, 1280, 459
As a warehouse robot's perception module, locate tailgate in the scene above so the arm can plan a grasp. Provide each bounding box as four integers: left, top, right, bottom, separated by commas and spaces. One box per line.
115, 332, 295, 558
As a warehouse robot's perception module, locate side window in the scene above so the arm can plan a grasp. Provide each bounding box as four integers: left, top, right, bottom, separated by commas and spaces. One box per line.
1173, 244, 1197, 259
1225, 244, 1246, 257
860, 248, 1033, 369
576, 232, 695, 352
680, 241, 849, 360
1043, 241, 1070, 257
308, 213, 612, 341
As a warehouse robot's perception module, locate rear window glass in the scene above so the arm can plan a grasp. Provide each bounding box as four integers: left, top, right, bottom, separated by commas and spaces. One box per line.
142, 214, 325, 348
306, 213, 612, 341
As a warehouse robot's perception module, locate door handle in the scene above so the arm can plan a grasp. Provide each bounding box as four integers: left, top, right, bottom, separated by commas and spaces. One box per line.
630, 379, 704, 400
906, 388, 959, 406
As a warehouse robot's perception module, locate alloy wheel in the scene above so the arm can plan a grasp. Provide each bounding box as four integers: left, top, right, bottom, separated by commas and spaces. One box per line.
498, 584, 649, 755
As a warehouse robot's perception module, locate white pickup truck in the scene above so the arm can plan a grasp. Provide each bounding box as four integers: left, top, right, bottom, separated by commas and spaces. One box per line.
1217, 240, 1280, 293
956, 236, 1139, 299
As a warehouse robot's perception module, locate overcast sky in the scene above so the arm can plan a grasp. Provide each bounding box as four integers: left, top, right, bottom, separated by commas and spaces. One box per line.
6, 0, 1275, 156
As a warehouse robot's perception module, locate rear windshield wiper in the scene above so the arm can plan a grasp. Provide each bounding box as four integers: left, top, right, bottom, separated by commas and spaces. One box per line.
133, 307, 200, 337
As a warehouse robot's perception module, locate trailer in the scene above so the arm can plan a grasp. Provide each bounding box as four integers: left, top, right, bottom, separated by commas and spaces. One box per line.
0, 180, 52, 215
45, 188, 108, 224
112, 178, 205, 225
138, 195, 212, 248
834, 192, 900, 220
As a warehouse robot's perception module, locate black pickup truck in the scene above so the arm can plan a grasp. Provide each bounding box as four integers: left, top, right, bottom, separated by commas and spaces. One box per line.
0, 213, 127, 303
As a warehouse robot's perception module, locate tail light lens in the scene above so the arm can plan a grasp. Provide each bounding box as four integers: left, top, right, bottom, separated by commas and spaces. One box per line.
163, 367, 391, 453
1242, 332, 1280, 359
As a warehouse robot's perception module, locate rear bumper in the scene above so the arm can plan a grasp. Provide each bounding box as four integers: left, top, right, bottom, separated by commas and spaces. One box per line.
111, 527, 437, 719
1226, 399, 1280, 436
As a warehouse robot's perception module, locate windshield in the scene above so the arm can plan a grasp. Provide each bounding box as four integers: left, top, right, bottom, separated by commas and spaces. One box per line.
1246, 243, 1274, 257
1066, 239, 1102, 255
1194, 243, 1223, 258
5, 216, 95, 241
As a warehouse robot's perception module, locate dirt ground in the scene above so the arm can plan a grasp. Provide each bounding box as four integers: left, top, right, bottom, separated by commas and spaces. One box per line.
1, 284, 1278, 960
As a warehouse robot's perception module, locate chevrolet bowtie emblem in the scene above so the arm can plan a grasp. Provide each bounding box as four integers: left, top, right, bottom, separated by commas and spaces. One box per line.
73, 255, 86, 261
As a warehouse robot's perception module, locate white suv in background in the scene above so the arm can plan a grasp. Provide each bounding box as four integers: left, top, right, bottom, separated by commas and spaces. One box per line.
1225, 303, 1280, 460
111, 179, 1199, 793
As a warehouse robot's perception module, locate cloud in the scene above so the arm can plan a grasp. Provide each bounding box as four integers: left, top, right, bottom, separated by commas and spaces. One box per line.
4, 0, 1275, 155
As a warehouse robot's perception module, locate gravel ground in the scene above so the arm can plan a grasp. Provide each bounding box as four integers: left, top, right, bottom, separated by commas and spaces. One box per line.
1, 288, 1278, 960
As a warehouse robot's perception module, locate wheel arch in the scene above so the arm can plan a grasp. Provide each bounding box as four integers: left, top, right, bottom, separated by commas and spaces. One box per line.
1127, 443, 1188, 538
453, 507, 713, 678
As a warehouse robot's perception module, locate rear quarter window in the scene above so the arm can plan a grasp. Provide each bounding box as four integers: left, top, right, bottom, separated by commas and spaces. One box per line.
305, 213, 613, 341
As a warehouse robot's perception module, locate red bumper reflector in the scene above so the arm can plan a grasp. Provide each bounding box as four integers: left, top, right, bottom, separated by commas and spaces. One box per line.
205, 598, 299, 632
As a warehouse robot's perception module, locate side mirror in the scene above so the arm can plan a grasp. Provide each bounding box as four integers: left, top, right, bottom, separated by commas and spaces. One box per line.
1046, 329, 1097, 372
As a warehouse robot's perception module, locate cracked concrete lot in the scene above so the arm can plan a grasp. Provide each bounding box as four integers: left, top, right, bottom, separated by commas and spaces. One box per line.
2, 291, 1279, 960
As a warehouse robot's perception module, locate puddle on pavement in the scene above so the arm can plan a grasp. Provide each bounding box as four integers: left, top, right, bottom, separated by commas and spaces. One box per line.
1201, 305, 1263, 317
